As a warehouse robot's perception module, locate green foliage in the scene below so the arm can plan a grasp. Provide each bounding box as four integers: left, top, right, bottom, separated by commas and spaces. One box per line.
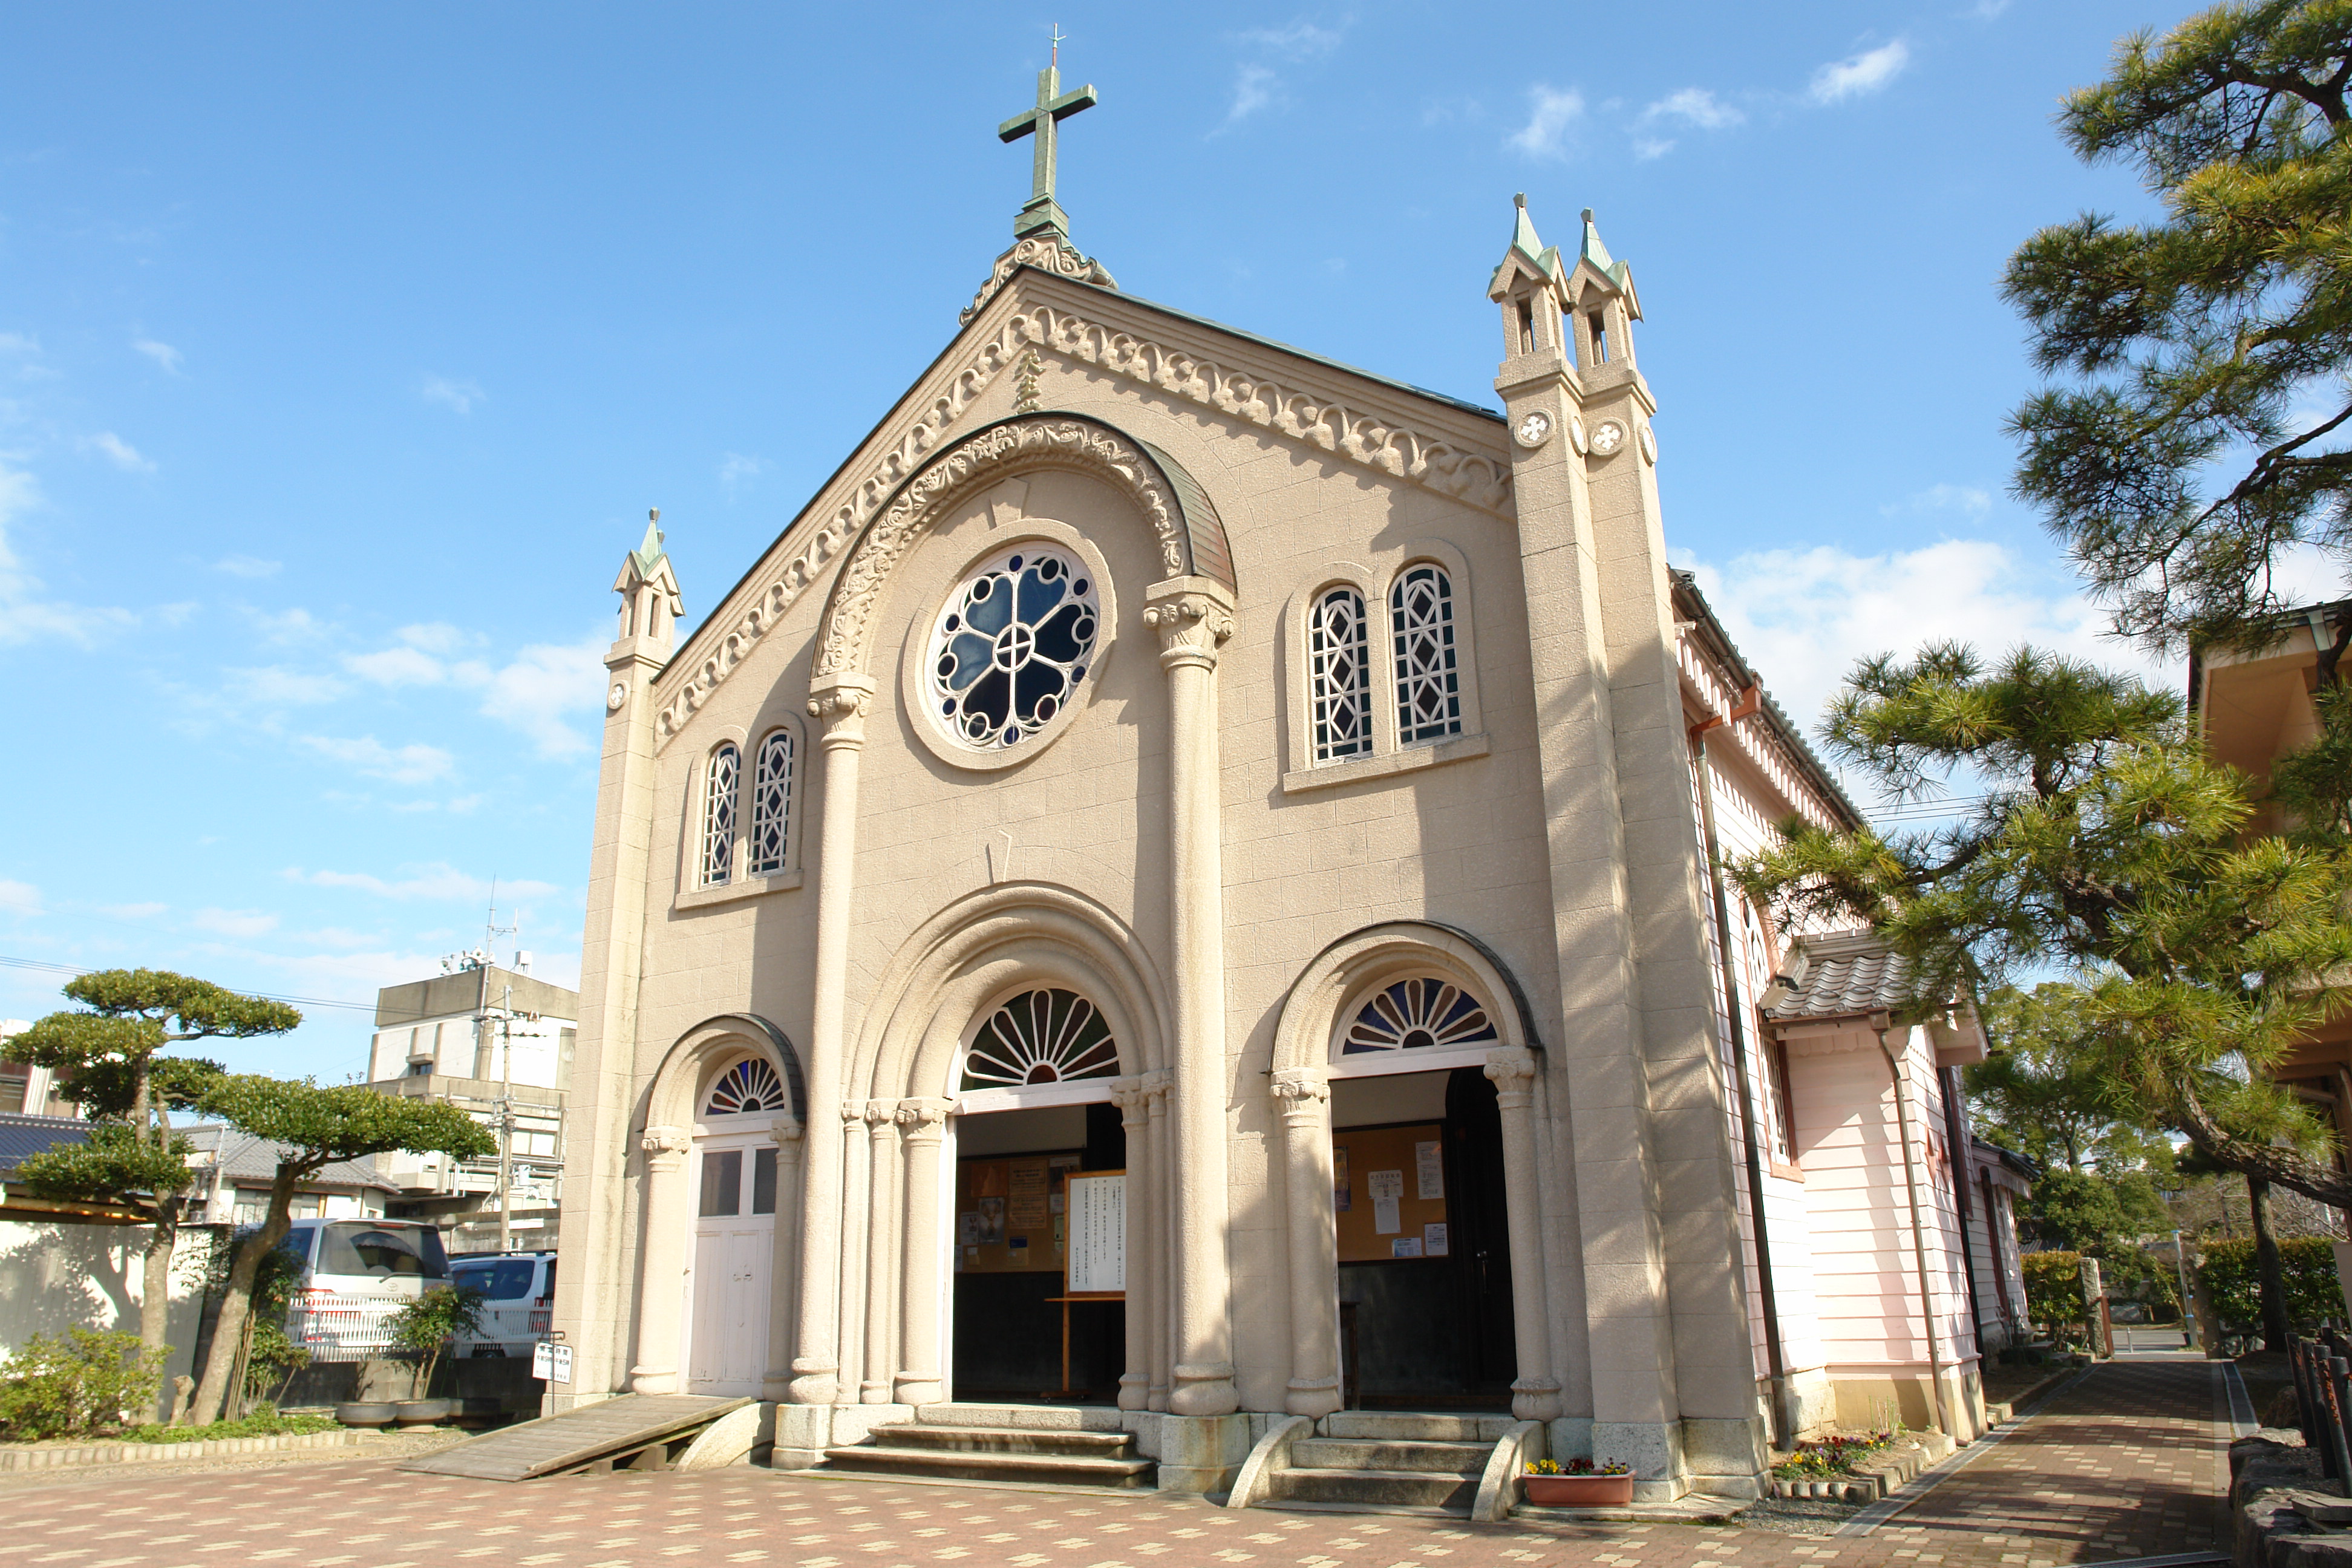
1772, 1433, 1892, 1478
60, 969, 303, 1039
1731, 644, 2352, 1206
2005, 1, 2352, 656
1970, 985, 2177, 1173
56, 1057, 224, 1123
0, 1329, 168, 1441
2024, 1250, 2090, 1327
8, 1123, 195, 1208
385, 1284, 485, 1396
119, 1406, 337, 1444
197, 1077, 496, 1166
2025, 1168, 2172, 1253
2198, 1235, 2345, 1326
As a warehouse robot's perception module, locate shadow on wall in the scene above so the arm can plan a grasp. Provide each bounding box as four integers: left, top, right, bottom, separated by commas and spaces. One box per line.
0, 1222, 206, 1385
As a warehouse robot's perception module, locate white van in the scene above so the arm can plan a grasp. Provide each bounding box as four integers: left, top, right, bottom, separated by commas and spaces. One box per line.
449, 1251, 558, 1358
278, 1219, 453, 1362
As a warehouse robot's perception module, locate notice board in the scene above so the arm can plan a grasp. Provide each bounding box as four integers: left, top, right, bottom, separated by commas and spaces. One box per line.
1332, 1122, 1450, 1263
1065, 1171, 1126, 1294
955, 1152, 1082, 1274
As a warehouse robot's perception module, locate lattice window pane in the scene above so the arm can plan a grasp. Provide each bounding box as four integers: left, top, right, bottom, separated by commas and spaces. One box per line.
749, 729, 795, 876
704, 1056, 789, 1116
960, 988, 1120, 1089
1390, 565, 1463, 744
701, 744, 739, 887
1340, 976, 1499, 1056
1308, 587, 1372, 762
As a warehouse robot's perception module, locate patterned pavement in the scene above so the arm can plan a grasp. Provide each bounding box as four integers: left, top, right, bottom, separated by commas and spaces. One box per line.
0, 1357, 2234, 1568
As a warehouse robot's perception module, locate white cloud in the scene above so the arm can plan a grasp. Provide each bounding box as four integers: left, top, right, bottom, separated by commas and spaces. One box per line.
344, 644, 456, 687
1238, 20, 1343, 58
1509, 86, 1586, 160
1645, 88, 1743, 131
85, 431, 154, 472
132, 339, 184, 375
719, 452, 769, 498
421, 376, 485, 415
246, 606, 325, 642
1808, 41, 1910, 105
397, 622, 469, 655
1882, 482, 1992, 518
1635, 137, 1677, 162
1227, 64, 1279, 124
0, 461, 138, 647
214, 554, 281, 578
100, 901, 168, 920
1678, 538, 2175, 742
228, 665, 347, 705
285, 863, 560, 902
0, 880, 41, 916
478, 637, 606, 758
299, 734, 457, 785
192, 907, 280, 939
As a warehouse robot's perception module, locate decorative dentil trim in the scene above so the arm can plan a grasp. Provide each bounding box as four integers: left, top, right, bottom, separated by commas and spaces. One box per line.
653, 304, 1512, 750
961, 235, 1118, 326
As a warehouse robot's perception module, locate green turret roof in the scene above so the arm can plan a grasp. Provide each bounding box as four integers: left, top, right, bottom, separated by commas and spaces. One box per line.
628, 515, 667, 580
1488, 193, 1564, 294
1576, 207, 1634, 293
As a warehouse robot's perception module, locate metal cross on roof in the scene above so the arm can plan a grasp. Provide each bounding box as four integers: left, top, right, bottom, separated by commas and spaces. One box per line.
998, 48, 1097, 241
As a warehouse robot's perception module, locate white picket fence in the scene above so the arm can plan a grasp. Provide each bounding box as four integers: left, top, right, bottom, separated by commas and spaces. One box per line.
284, 1295, 411, 1363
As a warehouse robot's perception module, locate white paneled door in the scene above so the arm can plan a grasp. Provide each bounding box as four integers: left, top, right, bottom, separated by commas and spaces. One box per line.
681, 1134, 777, 1396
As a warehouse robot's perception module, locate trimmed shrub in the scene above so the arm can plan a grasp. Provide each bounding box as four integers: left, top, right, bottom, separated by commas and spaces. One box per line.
0, 1328, 167, 1441
2197, 1236, 2344, 1330
2022, 1250, 2086, 1330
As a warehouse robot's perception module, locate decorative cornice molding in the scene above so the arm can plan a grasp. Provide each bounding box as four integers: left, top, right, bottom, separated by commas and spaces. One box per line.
961, 235, 1117, 326
653, 302, 1511, 749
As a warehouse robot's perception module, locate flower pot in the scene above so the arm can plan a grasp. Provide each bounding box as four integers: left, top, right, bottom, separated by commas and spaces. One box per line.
393, 1398, 452, 1427
336, 1401, 397, 1428
1523, 1472, 1635, 1507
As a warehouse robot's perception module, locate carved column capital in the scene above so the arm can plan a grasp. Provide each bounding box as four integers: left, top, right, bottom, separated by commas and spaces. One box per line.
894, 1097, 953, 1141
1109, 1074, 1152, 1124
864, 1099, 899, 1137
1143, 578, 1236, 673
641, 1124, 691, 1167
808, 674, 878, 749
1270, 1068, 1330, 1125
840, 1099, 870, 1128
1483, 1047, 1538, 1108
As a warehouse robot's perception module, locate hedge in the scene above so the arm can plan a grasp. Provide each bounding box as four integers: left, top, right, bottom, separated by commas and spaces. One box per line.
2197, 1236, 2345, 1330
2022, 1250, 2086, 1328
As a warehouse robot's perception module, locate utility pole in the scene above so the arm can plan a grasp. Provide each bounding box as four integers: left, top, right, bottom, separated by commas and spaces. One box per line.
477, 889, 519, 1255
2172, 1229, 2198, 1350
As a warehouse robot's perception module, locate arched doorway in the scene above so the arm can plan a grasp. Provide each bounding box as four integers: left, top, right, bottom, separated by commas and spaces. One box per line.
946, 987, 1126, 1403
681, 1055, 789, 1396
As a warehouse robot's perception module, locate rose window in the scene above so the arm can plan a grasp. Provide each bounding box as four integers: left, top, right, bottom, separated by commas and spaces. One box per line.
929, 546, 1100, 751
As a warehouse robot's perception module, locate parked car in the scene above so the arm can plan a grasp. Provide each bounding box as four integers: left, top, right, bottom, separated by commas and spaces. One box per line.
449, 1250, 558, 1358
277, 1218, 454, 1362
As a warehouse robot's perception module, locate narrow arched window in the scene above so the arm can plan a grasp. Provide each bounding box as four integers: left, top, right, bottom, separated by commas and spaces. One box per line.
748, 728, 794, 877
1308, 587, 1372, 762
701, 743, 740, 887
1390, 564, 1462, 743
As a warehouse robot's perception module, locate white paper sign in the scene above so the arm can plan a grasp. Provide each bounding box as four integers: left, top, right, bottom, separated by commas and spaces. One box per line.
1372, 1195, 1401, 1234
548, 1344, 573, 1384
1067, 1172, 1126, 1294
531, 1341, 553, 1379
1424, 1222, 1449, 1256
1391, 1236, 1423, 1258
1415, 1140, 1445, 1200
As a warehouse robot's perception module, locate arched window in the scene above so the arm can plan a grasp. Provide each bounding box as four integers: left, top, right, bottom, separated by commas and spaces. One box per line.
704, 1056, 789, 1116
1341, 976, 1498, 1056
1390, 564, 1462, 744
1308, 587, 1372, 762
701, 743, 740, 887
961, 989, 1120, 1089
748, 728, 794, 877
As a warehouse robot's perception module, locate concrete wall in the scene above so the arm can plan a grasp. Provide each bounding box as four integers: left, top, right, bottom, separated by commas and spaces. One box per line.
0, 1221, 206, 1390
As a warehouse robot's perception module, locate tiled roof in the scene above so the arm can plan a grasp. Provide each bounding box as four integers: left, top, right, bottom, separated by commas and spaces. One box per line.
1765, 929, 1931, 1023
180, 1124, 396, 1192
0, 1112, 90, 1174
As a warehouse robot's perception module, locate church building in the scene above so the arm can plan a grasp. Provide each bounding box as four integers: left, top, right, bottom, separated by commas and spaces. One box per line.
549, 63, 2019, 1504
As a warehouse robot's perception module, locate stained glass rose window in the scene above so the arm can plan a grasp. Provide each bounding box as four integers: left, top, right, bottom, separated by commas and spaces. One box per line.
928, 545, 1101, 751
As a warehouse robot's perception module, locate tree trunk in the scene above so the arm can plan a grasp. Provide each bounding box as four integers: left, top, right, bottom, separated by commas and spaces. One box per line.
138, 1193, 182, 1420
2250, 1175, 2293, 1353
186, 1160, 307, 1426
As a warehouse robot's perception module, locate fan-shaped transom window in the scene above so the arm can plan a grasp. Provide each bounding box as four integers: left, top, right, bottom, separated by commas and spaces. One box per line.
928, 546, 1102, 752
1341, 977, 1499, 1056
704, 1056, 789, 1116
701, 743, 741, 887
961, 988, 1119, 1089
748, 728, 795, 876
1308, 587, 1372, 762
1390, 564, 1463, 745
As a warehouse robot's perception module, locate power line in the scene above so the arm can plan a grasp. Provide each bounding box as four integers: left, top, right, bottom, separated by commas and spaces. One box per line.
0, 955, 376, 1014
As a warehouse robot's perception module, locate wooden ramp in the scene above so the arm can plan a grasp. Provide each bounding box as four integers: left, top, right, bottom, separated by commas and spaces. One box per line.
399, 1394, 753, 1482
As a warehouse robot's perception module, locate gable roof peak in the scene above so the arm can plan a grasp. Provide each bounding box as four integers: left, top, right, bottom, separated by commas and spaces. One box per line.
1487, 192, 1565, 299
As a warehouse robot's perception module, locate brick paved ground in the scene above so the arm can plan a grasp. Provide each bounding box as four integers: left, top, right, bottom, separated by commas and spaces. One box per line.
0, 1357, 2232, 1568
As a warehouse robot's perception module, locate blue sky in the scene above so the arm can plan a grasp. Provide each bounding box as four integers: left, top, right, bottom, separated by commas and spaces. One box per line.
5, 1, 2306, 1076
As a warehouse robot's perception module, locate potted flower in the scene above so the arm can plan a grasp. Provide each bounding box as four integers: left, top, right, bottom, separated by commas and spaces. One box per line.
1522, 1455, 1635, 1506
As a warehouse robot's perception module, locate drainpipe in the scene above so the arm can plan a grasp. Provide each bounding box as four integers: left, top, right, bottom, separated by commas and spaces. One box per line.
1939, 1063, 1989, 1365
1875, 1013, 1950, 1437
1688, 690, 1789, 1448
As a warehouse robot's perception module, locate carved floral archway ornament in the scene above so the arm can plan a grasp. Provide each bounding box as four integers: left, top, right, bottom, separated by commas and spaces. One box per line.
811, 413, 1229, 683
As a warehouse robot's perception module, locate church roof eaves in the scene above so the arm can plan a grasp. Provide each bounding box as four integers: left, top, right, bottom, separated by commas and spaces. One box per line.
1671, 568, 1864, 829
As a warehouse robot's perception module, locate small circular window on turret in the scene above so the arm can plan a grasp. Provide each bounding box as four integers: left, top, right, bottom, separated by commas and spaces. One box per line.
926, 543, 1102, 753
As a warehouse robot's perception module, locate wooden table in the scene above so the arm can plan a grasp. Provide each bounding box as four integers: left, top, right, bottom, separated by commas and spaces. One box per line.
1042, 1292, 1124, 1399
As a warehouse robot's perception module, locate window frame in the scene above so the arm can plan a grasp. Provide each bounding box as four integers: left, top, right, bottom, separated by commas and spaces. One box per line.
1306, 584, 1376, 763
698, 740, 741, 889
674, 713, 808, 911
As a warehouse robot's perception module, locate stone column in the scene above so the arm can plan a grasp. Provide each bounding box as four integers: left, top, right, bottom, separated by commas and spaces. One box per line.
1272, 1068, 1341, 1418
836, 1101, 871, 1399
1486, 1048, 1564, 1421
1145, 1070, 1174, 1410
1143, 578, 1239, 1420
762, 1120, 806, 1400
628, 1125, 693, 1394
862, 1102, 901, 1403
790, 673, 878, 1406
1110, 1076, 1154, 1411
892, 1098, 953, 1406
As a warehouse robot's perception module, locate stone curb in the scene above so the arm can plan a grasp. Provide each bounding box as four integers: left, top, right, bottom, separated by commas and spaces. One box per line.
0, 1429, 363, 1471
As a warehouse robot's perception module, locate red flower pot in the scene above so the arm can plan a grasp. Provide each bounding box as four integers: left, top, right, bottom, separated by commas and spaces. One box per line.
1522, 1472, 1636, 1506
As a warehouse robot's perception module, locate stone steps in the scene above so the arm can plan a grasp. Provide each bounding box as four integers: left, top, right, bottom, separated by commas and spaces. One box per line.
819, 1406, 1154, 1491
1255, 1413, 1503, 1517
1267, 1465, 1478, 1512
1289, 1437, 1489, 1472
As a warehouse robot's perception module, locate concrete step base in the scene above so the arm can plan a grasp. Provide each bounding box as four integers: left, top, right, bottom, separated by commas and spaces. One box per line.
876, 1423, 1132, 1457
1289, 1437, 1488, 1473
821, 1442, 1154, 1489
1269, 1466, 1477, 1511
911, 1402, 1125, 1432
1318, 1413, 1512, 1443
